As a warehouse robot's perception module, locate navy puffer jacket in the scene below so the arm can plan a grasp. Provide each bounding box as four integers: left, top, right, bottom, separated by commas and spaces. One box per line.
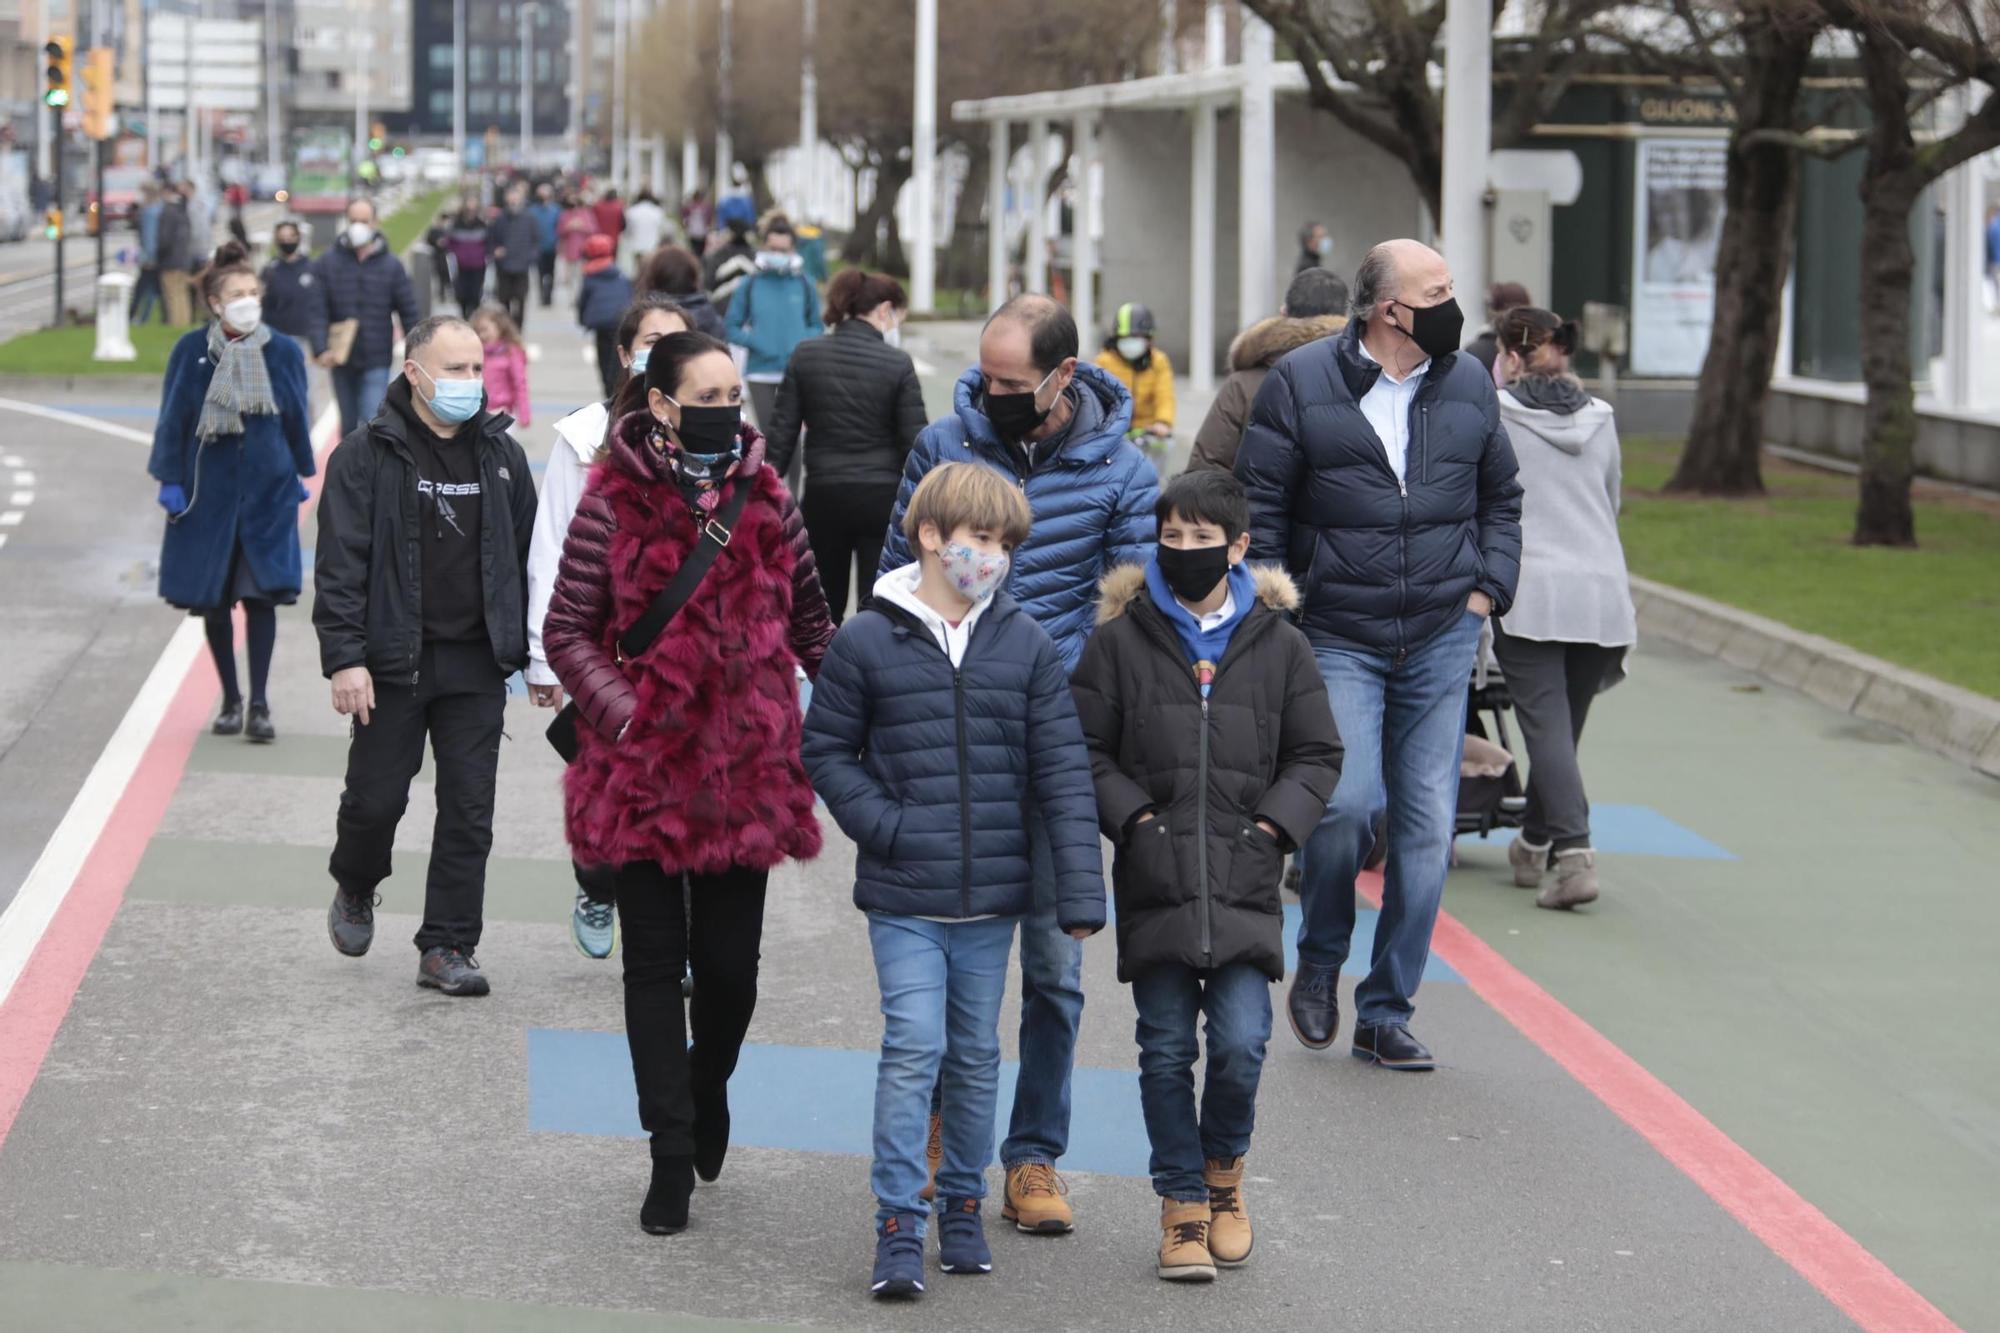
878, 363, 1159, 674
801, 590, 1107, 929
315, 237, 421, 371
1234, 320, 1524, 656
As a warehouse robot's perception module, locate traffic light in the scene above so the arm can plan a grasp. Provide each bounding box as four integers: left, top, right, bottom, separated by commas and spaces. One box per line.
43, 208, 62, 240
81, 47, 113, 140
43, 36, 72, 109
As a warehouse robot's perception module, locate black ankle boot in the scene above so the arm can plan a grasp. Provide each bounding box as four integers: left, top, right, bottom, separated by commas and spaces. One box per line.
693, 1084, 730, 1183
640, 1154, 695, 1235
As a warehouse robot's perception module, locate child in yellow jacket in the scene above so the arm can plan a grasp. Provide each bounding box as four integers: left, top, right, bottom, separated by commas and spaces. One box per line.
1096, 302, 1175, 453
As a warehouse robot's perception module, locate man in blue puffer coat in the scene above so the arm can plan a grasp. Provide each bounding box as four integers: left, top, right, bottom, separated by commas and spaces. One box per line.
877, 294, 1158, 1232
1236, 239, 1522, 1072
316, 197, 422, 441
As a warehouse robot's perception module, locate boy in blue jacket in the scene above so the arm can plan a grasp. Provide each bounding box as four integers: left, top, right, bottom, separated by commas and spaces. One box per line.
802, 462, 1105, 1300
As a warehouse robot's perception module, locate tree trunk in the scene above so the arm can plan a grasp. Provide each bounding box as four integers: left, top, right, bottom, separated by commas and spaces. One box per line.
1667, 10, 1813, 495
1851, 32, 1920, 547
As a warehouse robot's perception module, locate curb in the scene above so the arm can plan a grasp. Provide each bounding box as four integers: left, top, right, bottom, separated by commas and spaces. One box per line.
0, 373, 165, 394
1629, 575, 2000, 778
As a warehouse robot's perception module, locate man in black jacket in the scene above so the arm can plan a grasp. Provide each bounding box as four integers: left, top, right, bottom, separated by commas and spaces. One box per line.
317, 197, 423, 440
1235, 239, 1522, 1070
259, 221, 327, 360
313, 316, 537, 997
487, 182, 540, 331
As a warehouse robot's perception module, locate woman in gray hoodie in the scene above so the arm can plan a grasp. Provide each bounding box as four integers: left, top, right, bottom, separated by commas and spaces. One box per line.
1491, 307, 1637, 910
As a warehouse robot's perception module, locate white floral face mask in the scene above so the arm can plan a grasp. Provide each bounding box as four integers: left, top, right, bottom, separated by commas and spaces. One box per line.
939, 542, 1010, 603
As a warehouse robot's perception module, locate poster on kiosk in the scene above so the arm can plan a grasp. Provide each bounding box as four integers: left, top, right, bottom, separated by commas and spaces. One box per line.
1629, 138, 1727, 377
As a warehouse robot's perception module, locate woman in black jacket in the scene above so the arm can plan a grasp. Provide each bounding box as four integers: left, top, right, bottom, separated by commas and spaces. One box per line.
765, 269, 928, 623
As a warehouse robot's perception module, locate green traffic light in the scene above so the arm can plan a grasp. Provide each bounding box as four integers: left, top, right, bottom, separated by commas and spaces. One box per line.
44, 90, 69, 108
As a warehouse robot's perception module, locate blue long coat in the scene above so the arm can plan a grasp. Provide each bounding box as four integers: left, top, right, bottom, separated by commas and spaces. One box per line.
148, 329, 316, 611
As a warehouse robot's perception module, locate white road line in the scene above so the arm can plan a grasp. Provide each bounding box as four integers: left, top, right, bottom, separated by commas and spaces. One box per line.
0, 533, 7, 549
7, 491, 29, 506
12, 471, 33, 487
1, 455, 22, 467
911, 355, 938, 376
0, 512, 20, 526
0, 397, 153, 446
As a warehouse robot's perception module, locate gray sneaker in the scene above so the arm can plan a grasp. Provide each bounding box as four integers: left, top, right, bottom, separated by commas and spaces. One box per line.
417, 946, 490, 996
1508, 836, 1550, 889
1538, 850, 1601, 910
327, 887, 376, 957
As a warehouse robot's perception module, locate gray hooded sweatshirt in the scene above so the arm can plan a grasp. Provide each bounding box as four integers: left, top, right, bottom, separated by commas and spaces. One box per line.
1495, 384, 1637, 653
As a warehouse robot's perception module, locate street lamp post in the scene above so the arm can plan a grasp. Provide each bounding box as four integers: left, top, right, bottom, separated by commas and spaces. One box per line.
453, 0, 468, 175
909, 0, 936, 313
519, 1, 537, 167
798, 0, 817, 220
1439, 0, 1491, 333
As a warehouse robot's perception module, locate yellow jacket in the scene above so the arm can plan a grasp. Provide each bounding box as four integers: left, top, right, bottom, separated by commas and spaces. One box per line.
1095, 346, 1176, 433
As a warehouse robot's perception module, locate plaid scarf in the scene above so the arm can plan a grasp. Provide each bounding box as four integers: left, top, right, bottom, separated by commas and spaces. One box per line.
197, 319, 278, 441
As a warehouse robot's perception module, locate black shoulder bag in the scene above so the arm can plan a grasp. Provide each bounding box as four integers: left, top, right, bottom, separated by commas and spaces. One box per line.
545, 477, 755, 762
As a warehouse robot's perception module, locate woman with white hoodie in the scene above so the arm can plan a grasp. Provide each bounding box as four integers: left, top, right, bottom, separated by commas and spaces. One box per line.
525, 292, 691, 958
1490, 307, 1637, 911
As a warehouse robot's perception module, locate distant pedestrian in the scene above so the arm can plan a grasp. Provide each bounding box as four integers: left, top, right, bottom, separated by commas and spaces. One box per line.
624, 189, 668, 266
637, 244, 727, 340
802, 462, 1106, 1298
446, 203, 491, 316
315, 316, 537, 998
424, 211, 457, 304
1490, 307, 1636, 911
542, 330, 835, 1237
1093, 301, 1175, 465
156, 186, 196, 326
702, 195, 757, 300
316, 197, 422, 440
576, 235, 637, 399
471, 305, 531, 428
487, 182, 540, 331
723, 213, 820, 450
1071, 469, 1340, 1283
1295, 220, 1331, 278
260, 220, 328, 364
1466, 281, 1532, 380
765, 268, 926, 624
681, 187, 713, 251
149, 243, 316, 743
530, 182, 562, 307
558, 192, 598, 288
1188, 267, 1347, 475
130, 184, 166, 325
592, 187, 626, 252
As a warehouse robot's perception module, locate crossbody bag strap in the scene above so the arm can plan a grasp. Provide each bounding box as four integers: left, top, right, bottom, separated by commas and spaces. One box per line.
614, 473, 756, 663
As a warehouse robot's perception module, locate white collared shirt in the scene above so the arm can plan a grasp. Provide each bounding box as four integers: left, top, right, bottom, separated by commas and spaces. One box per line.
1178, 587, 1238, 634
1355, 338, 1430, 485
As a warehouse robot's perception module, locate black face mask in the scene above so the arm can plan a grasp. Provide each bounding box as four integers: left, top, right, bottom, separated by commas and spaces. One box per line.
984, 366, 1059, 445
1391, 296, 1466, 361
276, 240, 300, 256
1156, 543, 1234, 604
665, 401, 743, 459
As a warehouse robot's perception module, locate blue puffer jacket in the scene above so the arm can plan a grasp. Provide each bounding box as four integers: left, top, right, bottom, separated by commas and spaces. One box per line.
1235, 321, 1524, 656
878, 363, 1159, 675
315, 236, 421, 371
802, 587, 1106, 927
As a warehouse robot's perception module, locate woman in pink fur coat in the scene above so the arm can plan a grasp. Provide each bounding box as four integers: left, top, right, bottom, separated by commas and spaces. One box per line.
544, 330, 834, 1236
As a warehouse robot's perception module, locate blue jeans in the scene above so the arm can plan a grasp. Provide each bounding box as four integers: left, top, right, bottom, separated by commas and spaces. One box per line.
1298, 610, 1482, 1027
869, 912, 1017, 1227
1133, 963, 1272, 1201
332, 364, 392, 440
1001, 808, 1084, 1168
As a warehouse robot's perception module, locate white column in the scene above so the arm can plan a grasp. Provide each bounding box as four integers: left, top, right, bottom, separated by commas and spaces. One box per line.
352, 17, 370, 177
909, 0, 937, 312
1072, 113, 1097, 349
682, 133, 700, 196
1025, 117, 1049, 293
1204, 0, 1226, 68
518, 3, 534, 166
1189, 99, 1217, 393
650, 134, 669, 197
714, 0, 734, 195
1157, 0, 1177, 75
1937, 91, 1981, 410
798, 0, 818, 219
1236, 14, 1275, 324
453, 0, 467, 172
568, 0, 583, 165
987, 118, 1009, 311
1440, 0, 1491, 338
265, 0, 282, 175
612, 0, 629, 186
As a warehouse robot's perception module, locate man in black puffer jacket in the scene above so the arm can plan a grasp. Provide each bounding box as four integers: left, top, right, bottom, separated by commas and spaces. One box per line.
1236, 238, 1522, 1072
316, 197, 423, 440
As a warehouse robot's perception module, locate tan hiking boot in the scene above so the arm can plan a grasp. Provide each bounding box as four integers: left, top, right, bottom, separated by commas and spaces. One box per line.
1001, 1162, 1074, 1234
1203, 1157, 1253, 1266
1157, 1199, 1217, 1282
918, 1112, 943, 1203
1538, 849, 1601, 910
1509, 835, 1550, 888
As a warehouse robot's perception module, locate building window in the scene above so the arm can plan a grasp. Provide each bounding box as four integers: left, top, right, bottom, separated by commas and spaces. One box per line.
429, 45, 454, 73
535, 50, 552, 81
498, 47, 515, 81
430, 90, 452, 119
469, 90, 495, 116
468, 46, 490, 80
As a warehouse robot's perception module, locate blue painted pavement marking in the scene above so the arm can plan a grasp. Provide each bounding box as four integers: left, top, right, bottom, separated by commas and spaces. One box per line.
1492, 804, 1735, 861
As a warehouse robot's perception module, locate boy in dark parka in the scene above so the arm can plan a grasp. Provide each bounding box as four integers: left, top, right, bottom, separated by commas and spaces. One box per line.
1069, 469, 1341, 1283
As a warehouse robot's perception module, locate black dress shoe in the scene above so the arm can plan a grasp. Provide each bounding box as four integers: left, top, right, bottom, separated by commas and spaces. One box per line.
1352, 1023, 1435, 1071
693, 1082, 730, 1183
212, 702, 244, 736
642, 1154, 695, 1234
245, 703, 275, 743
1286, 964, 1341, 1049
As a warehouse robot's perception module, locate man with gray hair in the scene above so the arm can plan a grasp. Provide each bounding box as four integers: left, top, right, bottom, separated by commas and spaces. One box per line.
314, 315, 538, 997
1235, 239, 1522, 1069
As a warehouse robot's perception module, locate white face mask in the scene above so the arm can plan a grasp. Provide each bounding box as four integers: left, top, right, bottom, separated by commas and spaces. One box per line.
1117, 336, 1150, 363
221, 297, 262, 332
345, 221, 375, 249
883, 324, 902, 349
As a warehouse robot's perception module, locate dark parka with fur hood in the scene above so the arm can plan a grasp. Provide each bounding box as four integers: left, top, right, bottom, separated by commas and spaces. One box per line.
1070, 563, 1342, 982
1187, 314, 1346, 475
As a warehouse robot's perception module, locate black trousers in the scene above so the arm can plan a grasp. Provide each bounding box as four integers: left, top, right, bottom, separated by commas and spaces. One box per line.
496, 269, 531, 331
536, 250, 556, 306
454, 264, 486, 317
328, 641, 507, 953
1490, 625, 1626, 852
800, 480, 899, 624
614, 862, 768, 1158
594, 327, 623, 400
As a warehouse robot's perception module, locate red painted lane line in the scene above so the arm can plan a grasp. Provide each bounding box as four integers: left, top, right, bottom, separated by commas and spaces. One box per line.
0, 420, 340, 1151
1357, 872, 1958, 1333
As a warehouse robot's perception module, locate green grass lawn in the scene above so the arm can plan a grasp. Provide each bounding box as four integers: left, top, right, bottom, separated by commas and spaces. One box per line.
1619, 437, 2000, 699
380, 187, 451, 256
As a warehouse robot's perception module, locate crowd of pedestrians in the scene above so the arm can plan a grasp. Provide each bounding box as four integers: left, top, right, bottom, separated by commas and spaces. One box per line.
139, 176, 1643, 1299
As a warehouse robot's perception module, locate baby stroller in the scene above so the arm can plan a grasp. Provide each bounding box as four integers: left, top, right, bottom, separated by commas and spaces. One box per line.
1457, 625, 1528, 843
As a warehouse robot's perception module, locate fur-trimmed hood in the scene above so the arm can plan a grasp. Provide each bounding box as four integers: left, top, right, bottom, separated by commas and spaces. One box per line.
1228, 314, 1347, 373
1095, 561, 1301, 625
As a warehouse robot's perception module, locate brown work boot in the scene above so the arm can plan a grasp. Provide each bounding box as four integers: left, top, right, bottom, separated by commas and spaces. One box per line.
1001, 1162, 1074, 1234
1538, 849, 1601, 910
1203, 1157, 1253, 1266
1157, 1199, 1217, 1282
1509, 835, 1550, 888
918, 1112, 943, 1203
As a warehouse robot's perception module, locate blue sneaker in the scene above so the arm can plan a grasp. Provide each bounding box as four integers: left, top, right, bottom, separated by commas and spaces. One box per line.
937, 1197, 992, 1275
570, 886, 616, 959
870, 1213, 926, 1298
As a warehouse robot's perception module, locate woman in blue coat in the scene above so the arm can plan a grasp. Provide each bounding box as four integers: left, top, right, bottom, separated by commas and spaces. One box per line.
148, 244, 316, 741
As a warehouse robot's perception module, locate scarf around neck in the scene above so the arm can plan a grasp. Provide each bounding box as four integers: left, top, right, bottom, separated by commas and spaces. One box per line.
1507, 373, 1591, 416
198, 320, 278, 440
650, 420, 745, 514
